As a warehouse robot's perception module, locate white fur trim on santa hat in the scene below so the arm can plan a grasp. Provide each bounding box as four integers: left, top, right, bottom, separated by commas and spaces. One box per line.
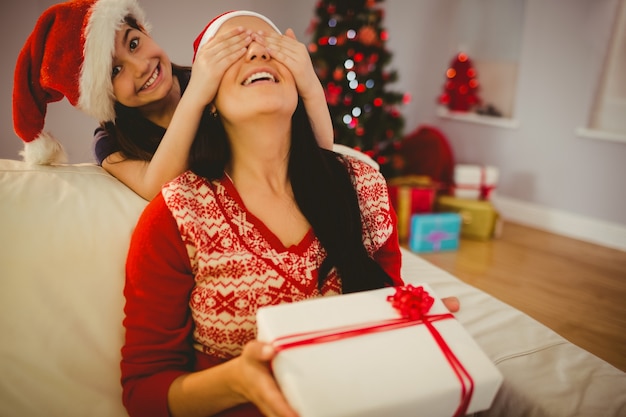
79, 0, 150, 122
194, 11, 281, 61
19, 132, 68, 165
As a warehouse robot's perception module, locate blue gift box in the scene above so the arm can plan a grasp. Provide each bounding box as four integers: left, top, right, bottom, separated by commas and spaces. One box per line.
409, 213, 462, 253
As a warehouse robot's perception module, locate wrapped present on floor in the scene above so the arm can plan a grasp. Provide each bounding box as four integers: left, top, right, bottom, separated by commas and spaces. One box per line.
437, 195, 500, 240
452, 164, 498, 200
387, 175, 438, 243
257, 284, 503, 417
409, 212, 462, 253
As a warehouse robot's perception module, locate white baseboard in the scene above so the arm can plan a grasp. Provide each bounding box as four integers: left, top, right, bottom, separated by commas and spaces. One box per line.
492, 196, 626, 252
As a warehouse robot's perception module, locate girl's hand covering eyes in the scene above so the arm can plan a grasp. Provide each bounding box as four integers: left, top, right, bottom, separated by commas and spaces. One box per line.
188, 27, 253, 106
256, 29, 323, 102
254, 28, 334, 150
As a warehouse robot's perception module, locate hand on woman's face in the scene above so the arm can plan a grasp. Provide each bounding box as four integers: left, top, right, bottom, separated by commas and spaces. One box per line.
110, 24, 173, 109
212, 16, 298, 123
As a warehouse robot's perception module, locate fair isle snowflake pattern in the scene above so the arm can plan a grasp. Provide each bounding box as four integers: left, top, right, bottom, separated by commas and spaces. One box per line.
162, 156, 393, 359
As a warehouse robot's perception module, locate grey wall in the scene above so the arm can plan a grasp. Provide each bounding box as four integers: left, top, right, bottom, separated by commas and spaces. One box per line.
2, 0, 625, 229
429, 0, 626, 227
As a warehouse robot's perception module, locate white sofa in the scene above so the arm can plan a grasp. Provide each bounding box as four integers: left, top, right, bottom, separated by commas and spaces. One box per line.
1, 158, 625, 417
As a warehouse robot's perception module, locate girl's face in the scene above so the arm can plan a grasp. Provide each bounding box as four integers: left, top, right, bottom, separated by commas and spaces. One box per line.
111, 24, 173, 110
212, 16, 298, 124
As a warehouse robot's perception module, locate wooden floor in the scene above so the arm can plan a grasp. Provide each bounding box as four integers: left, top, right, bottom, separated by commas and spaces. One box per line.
417, 221, 626, 373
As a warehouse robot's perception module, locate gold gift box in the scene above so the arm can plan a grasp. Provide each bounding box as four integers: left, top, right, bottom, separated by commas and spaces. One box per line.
436, 195, 500, 240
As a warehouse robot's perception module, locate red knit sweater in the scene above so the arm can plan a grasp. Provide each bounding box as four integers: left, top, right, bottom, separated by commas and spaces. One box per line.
121, 157, 403, 417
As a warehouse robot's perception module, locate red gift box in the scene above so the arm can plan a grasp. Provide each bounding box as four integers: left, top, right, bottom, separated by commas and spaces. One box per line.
387, 176, 437, 242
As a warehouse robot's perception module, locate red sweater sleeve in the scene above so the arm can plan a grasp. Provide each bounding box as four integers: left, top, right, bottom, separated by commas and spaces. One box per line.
372, 201, 404, 286
121, 193, 195, 417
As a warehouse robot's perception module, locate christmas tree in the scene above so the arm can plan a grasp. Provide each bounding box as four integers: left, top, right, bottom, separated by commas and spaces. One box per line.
307, 0, 408, 175
438, 52, 481, 112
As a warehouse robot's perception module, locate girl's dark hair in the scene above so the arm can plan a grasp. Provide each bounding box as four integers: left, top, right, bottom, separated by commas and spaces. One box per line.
191, 100, 395, 294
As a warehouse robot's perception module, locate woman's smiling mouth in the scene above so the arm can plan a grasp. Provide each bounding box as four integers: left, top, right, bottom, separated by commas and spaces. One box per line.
242, 71, 276, 86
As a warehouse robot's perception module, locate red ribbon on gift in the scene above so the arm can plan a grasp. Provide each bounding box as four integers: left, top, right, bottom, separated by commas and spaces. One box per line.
271, 285, 474, 417
454, 166, 495, 200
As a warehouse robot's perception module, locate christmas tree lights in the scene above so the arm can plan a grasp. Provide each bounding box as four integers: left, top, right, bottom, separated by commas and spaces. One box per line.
439, 52, 481, 112
308, 0, 408, 176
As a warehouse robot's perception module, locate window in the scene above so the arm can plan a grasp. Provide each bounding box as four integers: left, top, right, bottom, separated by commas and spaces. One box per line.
588, 0, 626, 138
438, 0, 526, 127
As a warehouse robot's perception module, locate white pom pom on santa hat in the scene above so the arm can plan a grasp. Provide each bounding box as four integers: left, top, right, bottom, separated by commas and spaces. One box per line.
20, 132, 68, 165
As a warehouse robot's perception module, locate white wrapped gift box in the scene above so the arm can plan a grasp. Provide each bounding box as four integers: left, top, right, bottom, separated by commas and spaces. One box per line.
452, 164, 499, 200
257, 284, 503, 417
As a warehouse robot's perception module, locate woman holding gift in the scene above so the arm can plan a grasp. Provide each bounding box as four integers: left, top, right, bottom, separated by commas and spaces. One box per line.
13, 0, 333, 200
121, 11, 460, 417
120, 11, 404, 417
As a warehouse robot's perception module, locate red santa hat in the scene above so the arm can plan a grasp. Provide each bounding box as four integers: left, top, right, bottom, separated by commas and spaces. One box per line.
12, 0, 149, 164
193, 10, 281, 62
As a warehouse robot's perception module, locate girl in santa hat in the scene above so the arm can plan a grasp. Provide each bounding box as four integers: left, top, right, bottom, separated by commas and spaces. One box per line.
13, 0, 333, 200
120, 11, 459, 417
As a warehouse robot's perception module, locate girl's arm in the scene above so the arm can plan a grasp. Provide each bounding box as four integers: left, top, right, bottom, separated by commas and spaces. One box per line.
102, 87, 204, 200
103, 28, 253, 200
261, 29, 334, 150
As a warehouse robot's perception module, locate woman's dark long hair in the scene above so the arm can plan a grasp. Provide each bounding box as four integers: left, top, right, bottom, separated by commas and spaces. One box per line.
190, 100, 394, 293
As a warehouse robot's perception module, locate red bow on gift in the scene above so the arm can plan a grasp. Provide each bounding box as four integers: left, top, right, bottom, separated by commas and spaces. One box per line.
387, 283, 435, 320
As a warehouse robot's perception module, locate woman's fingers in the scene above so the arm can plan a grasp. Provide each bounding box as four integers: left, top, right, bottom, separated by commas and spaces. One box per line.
238, 341, 299, 417
442, 296, 460, 313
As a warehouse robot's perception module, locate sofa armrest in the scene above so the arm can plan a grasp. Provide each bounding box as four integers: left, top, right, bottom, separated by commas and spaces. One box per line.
0, 160, 146, 417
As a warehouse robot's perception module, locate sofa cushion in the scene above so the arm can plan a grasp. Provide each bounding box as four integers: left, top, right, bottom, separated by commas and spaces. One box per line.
0, 160, 146, 417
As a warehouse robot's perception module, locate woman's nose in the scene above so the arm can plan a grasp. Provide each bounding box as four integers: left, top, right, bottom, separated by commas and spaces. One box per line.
245, 41, 269, 61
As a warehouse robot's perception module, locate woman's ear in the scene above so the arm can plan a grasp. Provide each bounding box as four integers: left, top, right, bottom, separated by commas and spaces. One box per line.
209, 103, 218, 118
